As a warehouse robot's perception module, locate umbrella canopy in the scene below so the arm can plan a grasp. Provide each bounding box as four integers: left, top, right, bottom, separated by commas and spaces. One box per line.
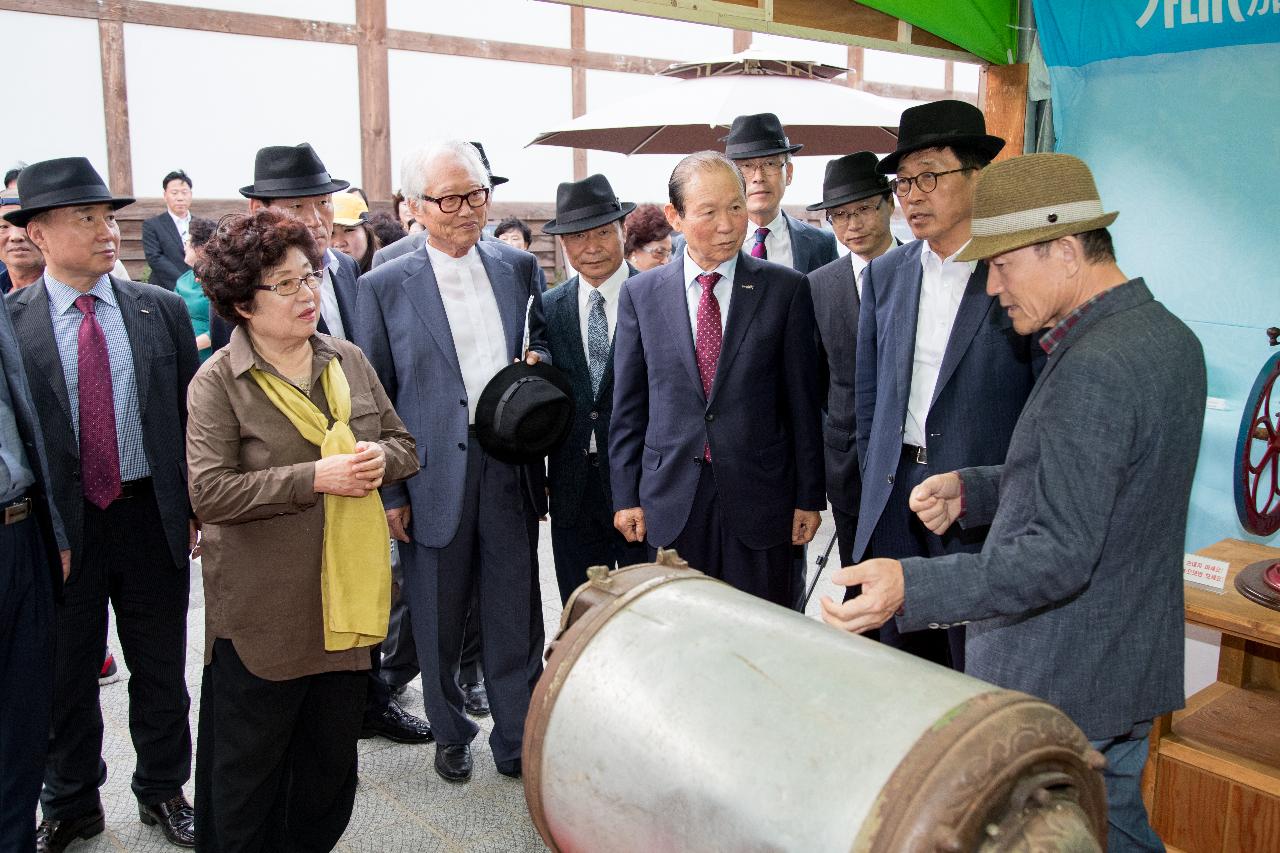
529, 55, 918, 157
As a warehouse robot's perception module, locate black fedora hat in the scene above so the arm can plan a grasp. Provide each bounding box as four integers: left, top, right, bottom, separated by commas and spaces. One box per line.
877, 100, 1005, 175
3, 157, 133, 228
542, 174, 635, 235
475, 362, 575, 464
721, 112, 803, 160
806, 152, 890, 211
469, 142, 509, 187
240, 143, 350, 199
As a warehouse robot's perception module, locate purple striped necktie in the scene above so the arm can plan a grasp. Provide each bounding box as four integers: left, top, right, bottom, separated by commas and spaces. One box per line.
750, 227, 770, 259
75, 294, 121, 509
694, 272, 722, 462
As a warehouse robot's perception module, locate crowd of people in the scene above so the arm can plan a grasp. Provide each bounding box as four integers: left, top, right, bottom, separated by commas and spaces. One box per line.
0, 98, 1204, 853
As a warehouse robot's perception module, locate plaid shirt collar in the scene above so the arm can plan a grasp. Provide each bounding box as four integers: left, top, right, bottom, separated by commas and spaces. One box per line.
1038, 286, 1119, 355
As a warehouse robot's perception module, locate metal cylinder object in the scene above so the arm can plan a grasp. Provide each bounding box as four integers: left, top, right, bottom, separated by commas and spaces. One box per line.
523, 554, 1107, 853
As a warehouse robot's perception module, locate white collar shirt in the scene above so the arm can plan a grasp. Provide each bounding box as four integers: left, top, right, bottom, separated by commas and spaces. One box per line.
682, 249, 736, 340
903, 239, 976, 448
318, 249, 347, 341
850, 250, 871, 300
425, 242, 508, 424
742, 209, 793, 270
168, 210, 191, 241
577, 262, 628, 450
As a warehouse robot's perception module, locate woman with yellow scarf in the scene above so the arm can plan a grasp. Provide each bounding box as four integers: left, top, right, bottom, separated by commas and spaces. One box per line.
185, 208, 419, 851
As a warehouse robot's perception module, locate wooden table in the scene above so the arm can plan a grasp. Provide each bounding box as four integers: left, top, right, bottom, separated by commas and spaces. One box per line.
1146, 539, 1280, 852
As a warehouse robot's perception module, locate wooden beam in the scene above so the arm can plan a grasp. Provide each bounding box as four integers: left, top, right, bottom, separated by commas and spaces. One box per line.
355, 0, 391, 201
733, 29, 752, 52
570, 6, 588, 181
980, 62, 1028, 161
845, 45, 862, 88
98, 14, 132, 195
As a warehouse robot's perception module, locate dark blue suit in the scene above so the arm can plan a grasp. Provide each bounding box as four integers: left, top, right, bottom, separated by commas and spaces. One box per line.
854, 241, 1039, 666
610, 252, 824, 606
543, 267, 646, 603
354, 239, 548, 767
672, 212, 838, 276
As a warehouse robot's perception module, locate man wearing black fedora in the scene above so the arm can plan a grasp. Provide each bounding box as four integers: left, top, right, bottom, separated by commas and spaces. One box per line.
4, 157, 200, 850
541, 174, 648, 604
720, 112, 837, 275
805, 152, 899, 602
850, 100, 1040, 671
354, 140, 550, 783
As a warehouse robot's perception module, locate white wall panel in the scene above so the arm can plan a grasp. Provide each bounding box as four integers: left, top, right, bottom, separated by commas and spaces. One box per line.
148, 1, 355, 23
584, 8, 732, 60
389, 0, 569, 49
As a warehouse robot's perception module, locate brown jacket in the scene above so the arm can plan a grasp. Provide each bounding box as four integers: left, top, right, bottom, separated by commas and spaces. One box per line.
186, 327, 418, 681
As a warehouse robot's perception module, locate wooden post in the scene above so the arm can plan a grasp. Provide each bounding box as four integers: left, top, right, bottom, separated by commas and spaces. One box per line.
570, 6, 587, 181
733, 29, 752, 53
846, 45, 863, 88
980, 63, 1029, 161
98, 16, 133, 195
356, 0, 391, 200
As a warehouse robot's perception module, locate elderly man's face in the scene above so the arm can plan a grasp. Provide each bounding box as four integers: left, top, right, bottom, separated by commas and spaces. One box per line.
0, 205, 44, 274
259, 195, 334, 255
409, 154, 489, 258
894, 147, 978, 255
164, 178, 192, 218
561, 222, 624, 287
26, 204, 121, 283
666, 166, 748, 271
734, 155, 793, 224
986, 241, 1070, 335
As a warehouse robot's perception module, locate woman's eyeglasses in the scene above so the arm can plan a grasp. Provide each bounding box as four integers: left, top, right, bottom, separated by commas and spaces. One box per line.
256, 270, 323, 297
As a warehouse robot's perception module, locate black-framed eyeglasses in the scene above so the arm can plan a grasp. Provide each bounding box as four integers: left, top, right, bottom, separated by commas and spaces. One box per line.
889, 167, 976, 197
736, 158, 786, 177
420, 187, 490, 214
826, 198, 885, 226
256, 270, 323, 297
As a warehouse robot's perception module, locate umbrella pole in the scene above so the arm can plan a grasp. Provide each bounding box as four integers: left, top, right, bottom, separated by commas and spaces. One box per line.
802, 529, 840, 611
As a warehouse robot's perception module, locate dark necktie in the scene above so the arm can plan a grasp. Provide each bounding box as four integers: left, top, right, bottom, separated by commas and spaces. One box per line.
586, 289, 608, 398
750, 227, 770, 259
75, 294, 121, 509
694, 272, 723, 462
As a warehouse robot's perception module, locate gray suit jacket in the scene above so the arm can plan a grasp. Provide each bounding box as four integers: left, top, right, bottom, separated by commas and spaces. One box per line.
6, 275, 199, 571
141, 212, 189, 291
899, 279, 1205, 739
354, 239, 550, 547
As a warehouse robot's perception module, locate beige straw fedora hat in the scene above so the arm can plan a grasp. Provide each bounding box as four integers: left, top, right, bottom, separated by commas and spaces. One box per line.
958, 153, 1118, 262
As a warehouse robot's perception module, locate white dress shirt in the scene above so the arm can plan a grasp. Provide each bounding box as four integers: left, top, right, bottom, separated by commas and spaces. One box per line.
168, 210, 191, 242
903, 240, 976, 448
850, 250, 871, 299
682, 249, 736, 340
426, 242, 508, 424
742, 210, 793, 269
578, 263, 627, 450
318, 249, 347, 341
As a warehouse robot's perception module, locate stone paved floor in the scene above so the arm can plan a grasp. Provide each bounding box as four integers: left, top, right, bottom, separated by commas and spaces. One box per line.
77, 511, 842, 851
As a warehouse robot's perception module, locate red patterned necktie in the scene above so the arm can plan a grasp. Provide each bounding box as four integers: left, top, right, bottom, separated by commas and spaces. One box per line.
75, 294, 121, 509
750, 227, 770, 259
694, 272, 722, 462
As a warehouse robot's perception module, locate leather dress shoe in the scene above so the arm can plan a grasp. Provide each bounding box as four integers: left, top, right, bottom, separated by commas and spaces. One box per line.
361, 703, 434, 744
36, 805, 105, 852
139, 794, 196, 847
496, 757, 522, 779
434, 743, 473, 783
461, 681, 490, 717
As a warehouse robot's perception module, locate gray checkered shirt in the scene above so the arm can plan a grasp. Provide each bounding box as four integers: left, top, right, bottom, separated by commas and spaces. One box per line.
45, 274, 150, 481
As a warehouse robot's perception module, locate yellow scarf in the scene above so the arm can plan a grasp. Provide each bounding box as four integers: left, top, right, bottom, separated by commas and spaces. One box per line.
250, 357, 390, 651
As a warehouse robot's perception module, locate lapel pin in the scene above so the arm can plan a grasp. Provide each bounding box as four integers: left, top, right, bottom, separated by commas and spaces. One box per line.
140, 308, 151, 314
741, 283, 755, 290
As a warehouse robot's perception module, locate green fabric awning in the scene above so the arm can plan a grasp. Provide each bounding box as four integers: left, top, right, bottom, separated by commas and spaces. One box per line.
858, 1, 1019, 64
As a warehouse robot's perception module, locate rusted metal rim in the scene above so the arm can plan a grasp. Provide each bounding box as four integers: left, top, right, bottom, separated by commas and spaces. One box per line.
522, 556, 716, 851
856, 691, 1107, 853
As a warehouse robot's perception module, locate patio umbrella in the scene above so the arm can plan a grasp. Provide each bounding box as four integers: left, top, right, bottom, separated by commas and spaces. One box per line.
528, 50, 918, 157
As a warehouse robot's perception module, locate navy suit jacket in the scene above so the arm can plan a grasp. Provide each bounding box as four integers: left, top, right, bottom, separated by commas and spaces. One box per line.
852, 241, 1040, 562
543, 265, 636, 528
672, 211, 837, 275
6, 276, 198, 571
609, 251, 824, 550
354, 239, 550, 548
208, 249, 360, 351
141, 212, 189, 291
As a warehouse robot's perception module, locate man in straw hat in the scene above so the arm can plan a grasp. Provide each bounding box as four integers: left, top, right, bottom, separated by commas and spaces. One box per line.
850, 100, 1040, 671
5, 157, 200, 850
823, 152, 1206, 852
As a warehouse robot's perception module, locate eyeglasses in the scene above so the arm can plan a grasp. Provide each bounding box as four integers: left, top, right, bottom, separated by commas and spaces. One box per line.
638, 244, 673, 260
889, 167, 975, 197
419, 187, 490, 214
256, 270, 323, 297
736, 158, 786, 177
826, 198, 885, 226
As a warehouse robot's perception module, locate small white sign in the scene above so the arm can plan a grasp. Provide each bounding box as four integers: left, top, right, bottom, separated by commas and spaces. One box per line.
1183, 554, 1230, 591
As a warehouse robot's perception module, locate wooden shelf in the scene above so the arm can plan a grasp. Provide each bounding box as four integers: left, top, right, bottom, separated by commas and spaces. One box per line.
1186, 540, 1280, 645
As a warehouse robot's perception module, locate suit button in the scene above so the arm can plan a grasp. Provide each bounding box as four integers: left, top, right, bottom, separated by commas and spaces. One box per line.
589, 411, 599, 420
704, 413, 714, 422
887, 474, 895, 484
458, 443, 466, 450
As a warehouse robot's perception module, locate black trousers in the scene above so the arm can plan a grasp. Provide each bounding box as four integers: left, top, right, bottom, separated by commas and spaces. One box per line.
831, 505, 879, 642
194, 639, 365, 853
400, 443, 538, 767
43, 483, 191, 820
0, 508, 53, 852
657, 464, 795, 609
856, 448, 964, 670
550, 460, 647, 605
